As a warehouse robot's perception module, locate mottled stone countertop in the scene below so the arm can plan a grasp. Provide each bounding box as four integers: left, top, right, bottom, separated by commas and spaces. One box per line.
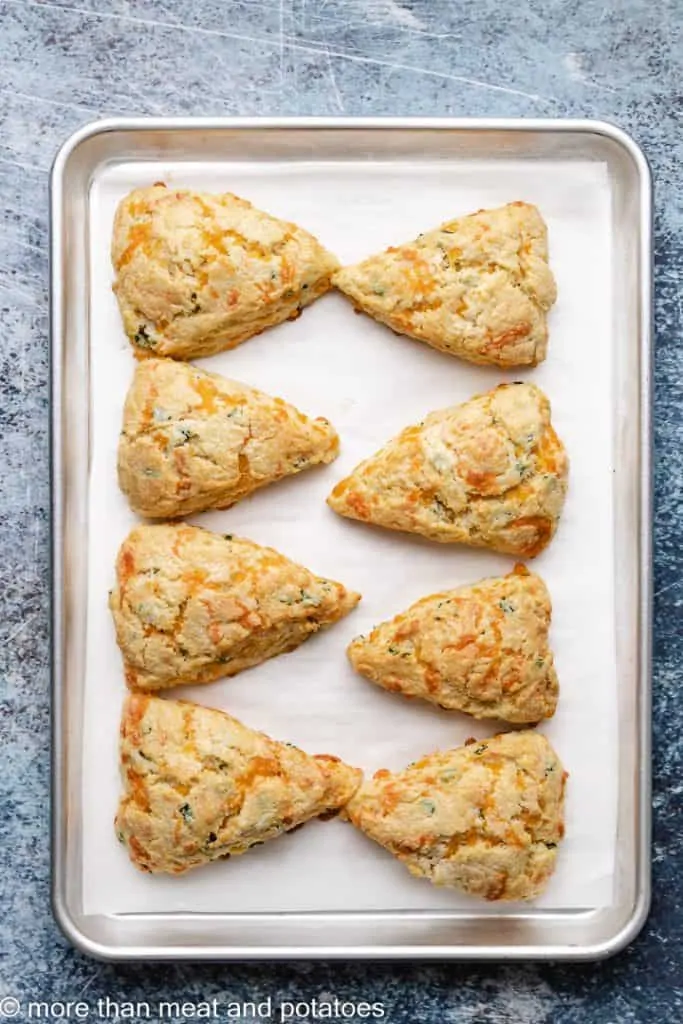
0, 1, 680, 1021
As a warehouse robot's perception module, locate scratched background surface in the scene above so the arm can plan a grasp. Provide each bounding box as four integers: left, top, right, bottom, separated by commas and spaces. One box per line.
0, 1, 681, 1021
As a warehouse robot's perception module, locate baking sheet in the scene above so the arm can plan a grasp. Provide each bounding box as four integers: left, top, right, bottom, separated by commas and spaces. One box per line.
82, 158, 616, 915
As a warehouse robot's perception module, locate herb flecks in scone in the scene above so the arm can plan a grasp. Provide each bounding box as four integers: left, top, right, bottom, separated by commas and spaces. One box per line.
334, 202, 556, 367
112, 184, 339, 359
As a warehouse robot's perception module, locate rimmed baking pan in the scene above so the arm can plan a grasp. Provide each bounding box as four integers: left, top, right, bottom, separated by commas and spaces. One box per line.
50, 118, 652, 960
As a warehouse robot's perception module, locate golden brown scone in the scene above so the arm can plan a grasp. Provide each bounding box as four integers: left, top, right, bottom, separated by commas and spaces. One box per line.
348, 565, 558, 723
111, 184, 340, 359
116, 694, 362, 874
345, 731, 566, 901
327, 382, 568, 558
109, 524, 361, 691
117, 358, 339, 518
333, 202, 556, 367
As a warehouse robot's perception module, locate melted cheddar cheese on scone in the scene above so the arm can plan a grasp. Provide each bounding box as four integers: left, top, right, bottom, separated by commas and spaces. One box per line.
348, 565, 558, 723
109, 524, 360, 691
333, 202, 556, 367
328, 383, 568, 558
118, 358, 339, 518
345, 731, 566, 901
116, 694, 362, 874
112, 184, 339, 359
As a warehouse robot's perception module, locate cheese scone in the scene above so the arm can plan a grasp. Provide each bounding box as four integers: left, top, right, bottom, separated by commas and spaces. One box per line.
109, 524, 361, 691
333, 202, 556, 367
112, 184, 339, 359
118, 358, 339, 518
328, 382, 568, 558
348, 565, 558, 723
345, 731, 566, 901
116, 694, 362, 874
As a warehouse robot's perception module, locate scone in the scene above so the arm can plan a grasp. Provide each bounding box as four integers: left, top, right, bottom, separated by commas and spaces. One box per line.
327, 382, 568, 558
348, 565, 558, 723
109, 524, 361, 691
112, 183, 339, 359
333, 202, 556, 367
116, 694, 362, 874
117, 358, 339, 518
345, 731, 566, 901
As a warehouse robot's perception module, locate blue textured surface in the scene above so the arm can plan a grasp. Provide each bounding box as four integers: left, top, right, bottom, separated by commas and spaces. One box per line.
0, 1, 680, 1021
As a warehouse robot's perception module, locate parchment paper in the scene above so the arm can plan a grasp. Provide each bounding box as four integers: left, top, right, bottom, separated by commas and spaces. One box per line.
82, 156, 615, 914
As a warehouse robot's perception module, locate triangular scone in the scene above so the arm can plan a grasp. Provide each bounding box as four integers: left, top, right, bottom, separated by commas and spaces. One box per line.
118, 358, 339, 518
333, 202, 556, 367
348, 565, 558, 723
112, 184, 340, 360
109, 524, 361, 691
344, 731, 566, 901
116, 694, 362, 874
328, 383, 568, 558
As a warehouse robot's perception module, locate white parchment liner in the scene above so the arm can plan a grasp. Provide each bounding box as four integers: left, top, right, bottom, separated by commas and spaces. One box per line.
82, 158, 615, 913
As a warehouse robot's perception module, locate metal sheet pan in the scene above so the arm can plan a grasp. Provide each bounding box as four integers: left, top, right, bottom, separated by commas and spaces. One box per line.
50, 118, 652, 961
